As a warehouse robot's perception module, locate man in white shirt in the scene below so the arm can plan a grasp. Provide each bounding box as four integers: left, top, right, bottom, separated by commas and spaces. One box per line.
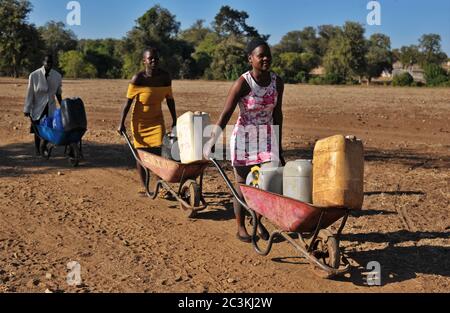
24, 55, 63, 155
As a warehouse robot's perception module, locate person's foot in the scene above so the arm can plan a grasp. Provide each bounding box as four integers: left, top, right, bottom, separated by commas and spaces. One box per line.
236, 232, 252, 243
40, 142, 49, 158
137, 188, 148, 197
236, 228, 252, 243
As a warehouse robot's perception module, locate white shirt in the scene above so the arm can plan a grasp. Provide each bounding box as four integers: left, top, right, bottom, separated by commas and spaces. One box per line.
24, 66, 62, 121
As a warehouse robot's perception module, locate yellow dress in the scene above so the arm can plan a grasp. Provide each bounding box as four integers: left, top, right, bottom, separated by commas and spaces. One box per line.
126, 84, 173, 149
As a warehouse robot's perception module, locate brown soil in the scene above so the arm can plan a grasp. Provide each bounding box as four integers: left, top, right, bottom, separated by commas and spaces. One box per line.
0, 78, 449, 293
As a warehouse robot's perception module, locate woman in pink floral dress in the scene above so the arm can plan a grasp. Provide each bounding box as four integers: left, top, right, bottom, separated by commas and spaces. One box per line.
204, 39, 285, 243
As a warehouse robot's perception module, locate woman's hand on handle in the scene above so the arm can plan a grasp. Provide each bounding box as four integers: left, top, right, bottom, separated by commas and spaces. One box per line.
118, 98, 133, 135
203, 137, 216, 160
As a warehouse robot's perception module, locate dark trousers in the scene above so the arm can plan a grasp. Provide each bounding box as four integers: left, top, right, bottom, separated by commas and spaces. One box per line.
30, 105, 49, 154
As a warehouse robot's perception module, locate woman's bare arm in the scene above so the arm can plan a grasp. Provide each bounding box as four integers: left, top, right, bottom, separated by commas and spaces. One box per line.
118, 98, 133, 134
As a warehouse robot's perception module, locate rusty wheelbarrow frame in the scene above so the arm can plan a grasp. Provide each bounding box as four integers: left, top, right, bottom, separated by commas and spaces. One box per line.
211, 158, 351, 279
121, 131, 209, 218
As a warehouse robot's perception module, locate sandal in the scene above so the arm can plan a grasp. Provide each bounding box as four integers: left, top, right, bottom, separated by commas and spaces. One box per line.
137, 189, 148, 197
236, 233, 252, 243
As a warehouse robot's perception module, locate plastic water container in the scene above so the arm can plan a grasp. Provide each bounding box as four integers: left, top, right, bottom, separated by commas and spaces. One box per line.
313, 135, 364, 210
283, 160, 313, 203
177, 111, 211, 164
246, 163, 284, 195
161, 132, 180, 161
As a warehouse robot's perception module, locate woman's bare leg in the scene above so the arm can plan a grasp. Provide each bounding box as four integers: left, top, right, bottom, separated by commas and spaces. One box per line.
233, 166, 252, 239
234, 165, 270, 241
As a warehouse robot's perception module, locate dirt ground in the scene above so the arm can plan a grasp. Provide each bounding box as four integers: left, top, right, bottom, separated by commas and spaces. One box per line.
0, 78, 449, 293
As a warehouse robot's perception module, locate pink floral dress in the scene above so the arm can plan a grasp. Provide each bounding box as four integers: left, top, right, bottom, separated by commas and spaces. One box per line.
230, 71, 280, 167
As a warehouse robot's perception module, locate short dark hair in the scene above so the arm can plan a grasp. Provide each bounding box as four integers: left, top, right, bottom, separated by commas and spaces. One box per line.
143, 47, 158, 57
246, 38, 269, 55
43, 54, 54, 62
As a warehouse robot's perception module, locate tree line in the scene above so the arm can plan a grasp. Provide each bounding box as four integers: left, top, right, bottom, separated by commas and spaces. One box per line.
1, 0, 449, 86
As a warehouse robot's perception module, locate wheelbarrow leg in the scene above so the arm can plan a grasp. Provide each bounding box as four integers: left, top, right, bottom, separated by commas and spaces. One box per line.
335, 210, 350, 243
307, 210, 325, 253
143, 167, 162, 199
198, 171, 207, 206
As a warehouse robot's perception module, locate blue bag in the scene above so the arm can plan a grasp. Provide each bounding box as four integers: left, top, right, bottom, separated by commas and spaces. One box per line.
40, 116, 53, 128
52, 109, 64, 131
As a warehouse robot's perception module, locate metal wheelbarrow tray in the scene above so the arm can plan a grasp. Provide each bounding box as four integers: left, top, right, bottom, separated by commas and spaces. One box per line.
122, 131, 209, 218
212, 158, 352, 279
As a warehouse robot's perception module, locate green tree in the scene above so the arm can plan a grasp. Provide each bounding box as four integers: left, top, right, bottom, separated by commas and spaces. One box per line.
272, 52, 319, 83
192, 32, 220, 78
323, 22, 368, 83
180, 20, 212, 46
273, 27, 319, 55
122, 5, 190, 78
423, 63, 449, 86
0, 0, 44, 77
392, 48, 401, 63
38, 21, 77, 66
213, 5, 268, 41
135, 4, 180, 41
273, 31, 304, 54
59, 50, 97, 79
208, 38, 247, 81
392, 72, 414, 86
399, 45, 422, 68
419, 34, 447, 66
317, 24, 340, 57
206, 6, 267, 81
365, 33, 393, 83
297, 27, 319, 55
79, 39, 123, 78
272, 52, 303, 83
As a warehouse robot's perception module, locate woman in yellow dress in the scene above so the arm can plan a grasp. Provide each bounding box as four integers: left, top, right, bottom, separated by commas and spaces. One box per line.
118, 47, 177, 192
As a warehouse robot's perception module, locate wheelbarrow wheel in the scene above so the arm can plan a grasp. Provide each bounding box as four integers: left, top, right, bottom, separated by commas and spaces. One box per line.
68, 143, 80, 167
179, 180, 200, 218
310, 229, 340, 279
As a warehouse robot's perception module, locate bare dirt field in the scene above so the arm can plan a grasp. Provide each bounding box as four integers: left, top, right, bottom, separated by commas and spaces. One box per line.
0, 78, 449, 293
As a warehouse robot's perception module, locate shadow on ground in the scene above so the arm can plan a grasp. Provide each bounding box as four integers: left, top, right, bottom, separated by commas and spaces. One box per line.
335, 230, 450, 286
0, 141, 135, 178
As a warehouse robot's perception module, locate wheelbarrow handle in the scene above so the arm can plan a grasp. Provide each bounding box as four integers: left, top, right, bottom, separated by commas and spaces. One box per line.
209, 158, 255, 218
120, 130, 145, 168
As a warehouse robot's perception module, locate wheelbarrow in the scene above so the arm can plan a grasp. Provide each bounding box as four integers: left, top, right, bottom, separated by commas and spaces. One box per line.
211, 158, 351, 279
30, 118, 86, 167
121, 131, 209, 218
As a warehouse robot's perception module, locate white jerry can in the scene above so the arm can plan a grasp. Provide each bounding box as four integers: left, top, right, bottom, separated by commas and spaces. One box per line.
177, 111, 211, 164
283, 160, 313, 203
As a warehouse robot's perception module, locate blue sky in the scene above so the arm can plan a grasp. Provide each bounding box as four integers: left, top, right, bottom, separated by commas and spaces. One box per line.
28, 0, 450, 54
